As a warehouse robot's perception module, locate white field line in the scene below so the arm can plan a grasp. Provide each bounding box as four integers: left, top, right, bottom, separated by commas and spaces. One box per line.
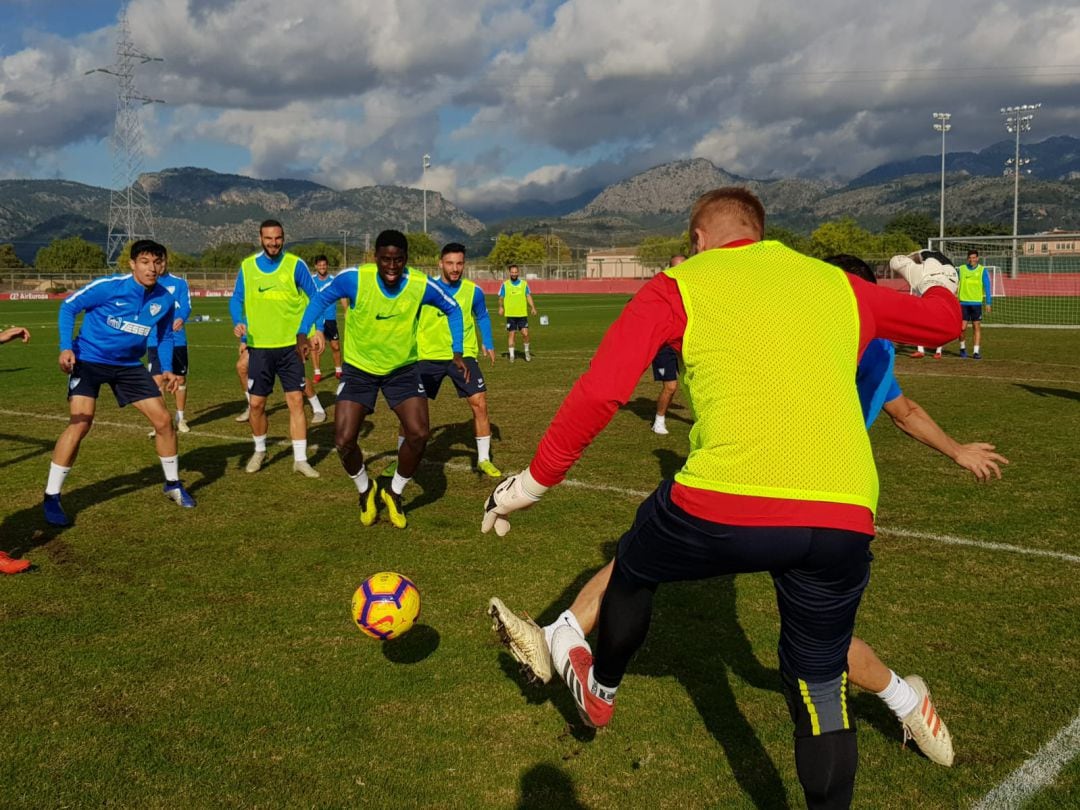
972, 708, 1080, 810
4, 407, 1078, 566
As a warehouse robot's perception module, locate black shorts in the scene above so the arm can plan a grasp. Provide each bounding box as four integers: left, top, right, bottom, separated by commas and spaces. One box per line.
651, 346, 679, 382
615, 481, 872, 682
506, 317, 529, 332
322, 319, 340, 342
336, 362, 426, 411
961, 304, 983, 322
247, 346, 306, 397
418, 358, 486, 399
67, 360, 162, 407
147, 346, 189, 377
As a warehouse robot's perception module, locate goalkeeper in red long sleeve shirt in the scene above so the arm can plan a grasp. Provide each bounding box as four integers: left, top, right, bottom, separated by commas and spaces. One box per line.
481, 188, 960, 810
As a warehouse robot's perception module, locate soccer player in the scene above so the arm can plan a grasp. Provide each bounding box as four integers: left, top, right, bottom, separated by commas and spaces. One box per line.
147, 247, 192, 433
416, 242, 501, 477
230, 220, 325, 478
650, 254, 685, 435
480, 188, 960, 809
309, 254, 343, 382
296, 230, 465, 528
1, 326, 33, 574
43, 240, 196, 527
490, 252, 1004, 769
498, 264, 537, 362
954, 250, 992, 359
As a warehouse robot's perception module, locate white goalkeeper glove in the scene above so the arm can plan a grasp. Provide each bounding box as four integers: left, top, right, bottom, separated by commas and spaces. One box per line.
481, 468, 549, 537
889, 253, 958, 296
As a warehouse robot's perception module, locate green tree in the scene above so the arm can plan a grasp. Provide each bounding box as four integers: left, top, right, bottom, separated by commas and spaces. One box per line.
487, 233, 545, 270
200, 242, 258, 270
34, 236, 106, 271
637, 234, 690, 269
884, 212, 938, 247
528, 232, 573, 265
405, 232, 440, 266
291, 241, 344, 269
0, 243, 28, 269
808, 219, 877, 259
764, 226, 811, 254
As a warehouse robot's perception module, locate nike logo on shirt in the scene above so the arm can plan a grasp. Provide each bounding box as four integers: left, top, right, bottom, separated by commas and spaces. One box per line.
375, 313, 400, 320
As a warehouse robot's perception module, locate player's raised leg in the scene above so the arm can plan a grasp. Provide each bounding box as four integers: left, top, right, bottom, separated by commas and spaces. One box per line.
131, 394, 196, 507
334, 397, 377, 526
383, 396, 431, 528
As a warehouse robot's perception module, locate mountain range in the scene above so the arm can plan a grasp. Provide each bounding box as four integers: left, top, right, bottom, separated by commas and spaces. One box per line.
2, 136, 1079, 263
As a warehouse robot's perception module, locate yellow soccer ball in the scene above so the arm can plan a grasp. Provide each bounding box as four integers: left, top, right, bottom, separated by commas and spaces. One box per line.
351, 572, 421, 640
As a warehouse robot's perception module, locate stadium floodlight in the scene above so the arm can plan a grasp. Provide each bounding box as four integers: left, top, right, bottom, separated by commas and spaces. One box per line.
339, 229, 349, 268
1001, 104, 1040, 277
933, 113, 952, 240
422, 154, 432, 234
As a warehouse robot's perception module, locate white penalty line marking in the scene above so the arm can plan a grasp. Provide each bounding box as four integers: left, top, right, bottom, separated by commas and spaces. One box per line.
3, 407, 1078, 566
973, 708, 1080, 810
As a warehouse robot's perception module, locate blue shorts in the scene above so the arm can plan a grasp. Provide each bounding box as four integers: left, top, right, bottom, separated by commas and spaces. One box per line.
651, 346, 679, 382
961, 304, 983, 322
418, 358, 486, 399
506, 317, 529, 332
615, 481, 873, 682
147, 346, 189, 377
336, 362, 426, 411
321, 319, 340, 342
67, 360, 162, 407
247, 346, 306, 397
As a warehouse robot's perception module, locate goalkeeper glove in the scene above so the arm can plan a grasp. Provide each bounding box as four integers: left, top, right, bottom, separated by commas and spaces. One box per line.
889, 253, 958, 296
481, 468, 549, 537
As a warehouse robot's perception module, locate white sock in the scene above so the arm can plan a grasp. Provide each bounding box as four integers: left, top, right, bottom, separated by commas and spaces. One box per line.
335, 366, 342, 373
159, 455, 180, 482
935, 347, 942, 353
524, 342, 530, 355
974, 344, 980, 354
959, 340, 966, 350
544, 609, 585, 651
351, 466, 370, 493
253, 434, 267, 452
313, 367, 321, 376
549, 622, 589, 683
45, 462, 71, 495
876, 671, 920, 720
917, 346, 925, 352
397, 435, 406, 450
476, 435, 492, 463
308, 394, 325, 414
390, 471, 410, 495
509, 347, 515, 359
245, 392, 251, 403
292, 440, 308, 462
175, 410, 185, 422
589, 668, 617, 702
653, 414, 666, 426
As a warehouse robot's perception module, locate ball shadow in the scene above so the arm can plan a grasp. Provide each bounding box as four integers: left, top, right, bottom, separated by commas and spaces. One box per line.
381, 623, 440, 664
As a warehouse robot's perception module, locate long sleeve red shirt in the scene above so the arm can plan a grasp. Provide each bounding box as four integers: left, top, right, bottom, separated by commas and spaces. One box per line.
528, 249, 961, 535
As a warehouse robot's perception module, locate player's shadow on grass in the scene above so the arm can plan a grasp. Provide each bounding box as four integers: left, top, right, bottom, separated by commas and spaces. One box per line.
517, 764, 588, 810
0, 366, 30, 374
0, 443, 245, 558
0, 433, 55, 471
187, 400, 252, 427
1015, 383, 1080, 402
382, 624, 439, 664
405, 420, 504, 515
623, 396, 693, 426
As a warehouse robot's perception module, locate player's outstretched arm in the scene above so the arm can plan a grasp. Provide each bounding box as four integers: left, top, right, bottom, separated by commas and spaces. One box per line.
882, 394, 1008, 481
0, 326, 30, 344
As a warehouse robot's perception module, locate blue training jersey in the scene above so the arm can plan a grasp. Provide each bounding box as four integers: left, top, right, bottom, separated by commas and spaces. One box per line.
147, 272, 192, 348
59, 274, 176, 372
313, 273, 337, 330
856, 338, 903, 427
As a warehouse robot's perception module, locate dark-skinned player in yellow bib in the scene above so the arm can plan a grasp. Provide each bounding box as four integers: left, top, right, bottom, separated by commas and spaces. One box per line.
296, 230, 466, 528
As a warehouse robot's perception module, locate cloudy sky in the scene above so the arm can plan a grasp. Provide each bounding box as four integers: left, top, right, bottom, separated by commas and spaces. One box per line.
1, 0, 1077, 209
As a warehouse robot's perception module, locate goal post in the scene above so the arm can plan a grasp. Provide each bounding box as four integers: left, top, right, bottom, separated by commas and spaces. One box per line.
928, 235, 1080, 328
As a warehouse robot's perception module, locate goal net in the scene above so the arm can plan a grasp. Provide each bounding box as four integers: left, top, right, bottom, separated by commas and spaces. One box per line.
928, 235, 1080, 327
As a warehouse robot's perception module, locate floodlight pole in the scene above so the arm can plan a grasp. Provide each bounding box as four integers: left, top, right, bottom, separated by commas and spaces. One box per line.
339, 229, 349, 268
1002, 104, 1040, 278
933, 113, 951, 241
422, 154, 431, 234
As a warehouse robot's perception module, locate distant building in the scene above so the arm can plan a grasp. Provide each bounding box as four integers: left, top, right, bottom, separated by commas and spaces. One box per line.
1023, 230, 1080, 256
585, 248, 649, 278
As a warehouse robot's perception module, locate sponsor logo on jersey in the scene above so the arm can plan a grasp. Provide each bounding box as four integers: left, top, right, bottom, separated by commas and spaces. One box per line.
106, 315, 152, 337
375, 313, 400, 320
258, 285, 276, 293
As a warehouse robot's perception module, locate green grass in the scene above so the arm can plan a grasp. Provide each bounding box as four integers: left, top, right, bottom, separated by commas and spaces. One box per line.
2, 296, 1078, 809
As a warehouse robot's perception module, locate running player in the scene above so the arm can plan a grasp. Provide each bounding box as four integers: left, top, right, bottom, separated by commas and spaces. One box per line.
480, 188, 961, 808
43, 240, 196, 527
489, 253, 1003, 769
498, 264, 537, 362
416, 242, 501, 477
147, 246, 192, 433
296, 230, 465, 528
230, 220, 325, 478
650, 254, 685, 435
309, 254, 343, 382
2, 326, 33, 574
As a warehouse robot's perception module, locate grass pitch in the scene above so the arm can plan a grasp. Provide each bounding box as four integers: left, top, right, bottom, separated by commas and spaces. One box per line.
1, 295, 1078, 809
